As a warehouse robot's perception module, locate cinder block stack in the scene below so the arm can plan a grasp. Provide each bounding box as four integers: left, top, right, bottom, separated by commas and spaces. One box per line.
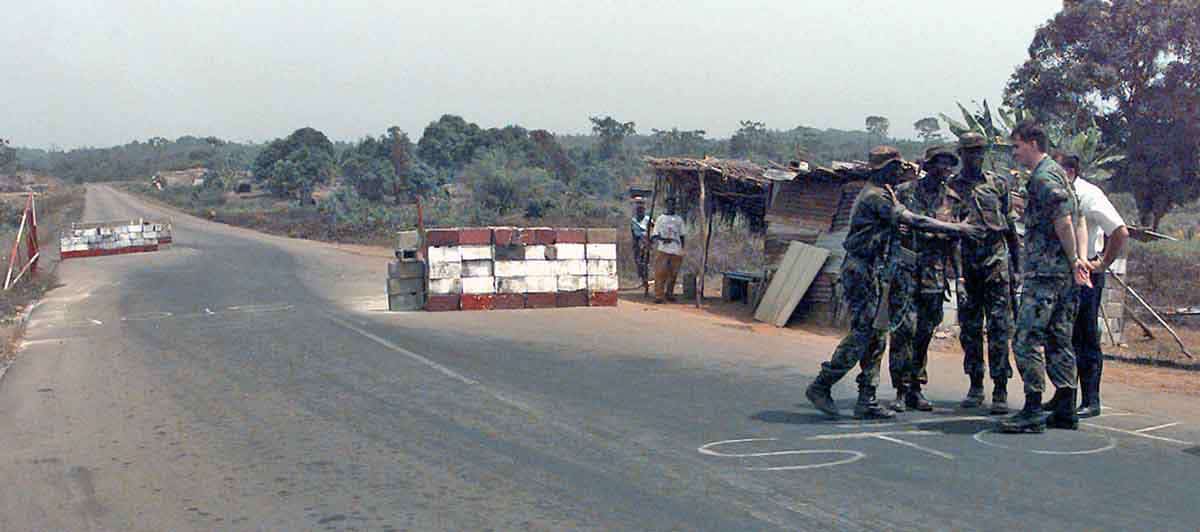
387, 230, 425, 311
585, 228, 619, 306
414, 226, 619, 312
60, 220, 173, 259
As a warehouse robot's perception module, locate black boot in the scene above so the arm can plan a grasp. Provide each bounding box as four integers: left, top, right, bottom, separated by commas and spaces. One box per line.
906, 383, 933, 411
806, 373, 840, 418
891, 384, 908, 412
1046, 387, 1080, 429
960, 374, 985, 408
1076, 368, 1102, 418
999, 392, 1046, 433
854, 386, 896, 420
990, 379, 1009, 415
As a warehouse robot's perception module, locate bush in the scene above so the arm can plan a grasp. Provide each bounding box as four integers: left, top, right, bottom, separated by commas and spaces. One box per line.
1128, 240, 1200, 310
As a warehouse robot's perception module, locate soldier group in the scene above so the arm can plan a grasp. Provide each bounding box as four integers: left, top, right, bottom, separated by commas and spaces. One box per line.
807, 121, 1097, 435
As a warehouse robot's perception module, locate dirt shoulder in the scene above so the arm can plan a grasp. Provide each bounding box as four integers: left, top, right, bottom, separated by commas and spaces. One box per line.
0, 186, 86, 364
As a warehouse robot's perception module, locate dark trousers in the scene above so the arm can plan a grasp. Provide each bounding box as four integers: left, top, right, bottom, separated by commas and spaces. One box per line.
1073, 271, 1106, 404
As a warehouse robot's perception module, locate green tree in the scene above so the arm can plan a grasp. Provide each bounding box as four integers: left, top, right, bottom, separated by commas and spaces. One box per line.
865, 116, 890, 139
267, 146, 334, 204
589, 115, 636, 159
1005, 0, 1200, 229
648, 128, 708, 157
0, 138, 15, 173
416, 115, 484, 170
386, 126, 415, 202
729, 120, 769, 159
341, 153, 398, 202
252, 127, 336, 196
460, 148, 564, 217
529, 129, 577, 184
913, 117, 943, 144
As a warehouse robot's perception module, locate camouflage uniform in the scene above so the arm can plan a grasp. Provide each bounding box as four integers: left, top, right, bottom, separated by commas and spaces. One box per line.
949, 171, 1018, 384
807, 146, 979, 419
1013, 156, 1081, 396
888, 174, 957, 390
818, 183, 897, 390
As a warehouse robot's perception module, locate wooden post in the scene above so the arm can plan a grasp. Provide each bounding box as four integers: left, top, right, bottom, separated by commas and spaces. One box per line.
643, 175, 661, 297
697, 172, 709, 308
1110, 273, 1193, 359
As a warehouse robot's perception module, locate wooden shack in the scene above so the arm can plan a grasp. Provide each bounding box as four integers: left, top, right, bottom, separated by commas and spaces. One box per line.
644, 156, 867, 324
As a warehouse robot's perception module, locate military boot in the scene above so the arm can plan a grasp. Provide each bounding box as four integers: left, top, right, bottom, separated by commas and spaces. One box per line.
999, 392, 1046, 434
854, 386, 896, 420
1076, 368, 1102, 418
891, 384, 908, 412
906, 383, 933, 411
960, 374, 985, 408
989, 379, 1009, 415
805, 374, 840, 418
1045, 387, 1079, 430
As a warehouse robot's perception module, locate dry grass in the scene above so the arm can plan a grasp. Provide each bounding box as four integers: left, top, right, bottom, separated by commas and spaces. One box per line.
0, 186, 86, 359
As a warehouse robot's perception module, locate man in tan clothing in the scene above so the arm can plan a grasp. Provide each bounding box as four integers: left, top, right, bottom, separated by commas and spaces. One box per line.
651, 198, 686, 303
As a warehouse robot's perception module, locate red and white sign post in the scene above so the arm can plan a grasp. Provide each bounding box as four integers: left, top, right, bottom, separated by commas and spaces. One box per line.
4, 192, 40, 290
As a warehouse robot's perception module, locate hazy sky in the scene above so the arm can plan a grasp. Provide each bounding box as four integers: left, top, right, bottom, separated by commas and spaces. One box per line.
3, 1, 1062, 149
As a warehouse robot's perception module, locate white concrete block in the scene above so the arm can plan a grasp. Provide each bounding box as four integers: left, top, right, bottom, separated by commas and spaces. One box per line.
461, 276, 496, 295
427, 246, 462, 265
459, 245, 493, 261
428, 278, 462, 295
555, 243, 586, 260
494, 260, 528, 277
524, 276, 558, 293
462, 259, 494, 278
525, 245, 550, 261
428, 261, 463, 280
556, 275, 587, 291
586, 243, 617, 260
588, 274, 619, 292
496, 277, 527, 294
144, 231, 157, 239
587, 259, 618, 276
523, 260, 557, 277
556, 259, 588, 276
129, 225, 143, 233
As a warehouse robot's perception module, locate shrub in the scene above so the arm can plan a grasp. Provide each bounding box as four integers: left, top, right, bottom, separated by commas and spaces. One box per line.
1127, 240, 1200, 310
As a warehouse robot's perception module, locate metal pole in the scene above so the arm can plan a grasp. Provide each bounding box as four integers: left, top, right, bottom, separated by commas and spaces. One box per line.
1110, 273, 1193, 359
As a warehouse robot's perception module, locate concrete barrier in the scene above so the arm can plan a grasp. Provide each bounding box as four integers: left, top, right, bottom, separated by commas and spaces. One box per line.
414, 227, 618, 311
60, 219, 173, 259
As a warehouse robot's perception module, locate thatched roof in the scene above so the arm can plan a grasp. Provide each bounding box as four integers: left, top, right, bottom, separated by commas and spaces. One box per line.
643, 156, 771, 184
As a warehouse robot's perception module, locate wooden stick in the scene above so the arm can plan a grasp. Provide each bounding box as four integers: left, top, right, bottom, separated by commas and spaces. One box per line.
1125, 306, 1155, 339
1098, 285, 1118, 346
1110, 273, 1192, 358
697, 172, 708, 308
643, 175, 661, 296
5, 199, 29, 290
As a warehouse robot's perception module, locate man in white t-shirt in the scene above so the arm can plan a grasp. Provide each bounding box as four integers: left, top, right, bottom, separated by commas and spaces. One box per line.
650, 198, 686, 303
1052, 152, 1130, 418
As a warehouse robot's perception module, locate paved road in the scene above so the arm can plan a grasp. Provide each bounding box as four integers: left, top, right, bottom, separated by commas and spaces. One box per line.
2, 185, 1198, 531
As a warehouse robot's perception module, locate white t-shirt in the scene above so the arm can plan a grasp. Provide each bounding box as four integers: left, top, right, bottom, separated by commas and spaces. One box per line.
1074, 177, 1125, 258
651, 214, 685, 256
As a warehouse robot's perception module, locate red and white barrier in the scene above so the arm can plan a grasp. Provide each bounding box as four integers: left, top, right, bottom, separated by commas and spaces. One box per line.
60, 219, 173, 260
423, 227, 619, 311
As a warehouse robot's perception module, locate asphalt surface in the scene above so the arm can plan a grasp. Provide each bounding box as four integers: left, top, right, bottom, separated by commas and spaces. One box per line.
1, 184, 1198, 531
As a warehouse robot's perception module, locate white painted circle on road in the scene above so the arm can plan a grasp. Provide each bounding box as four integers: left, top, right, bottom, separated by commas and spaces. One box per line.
972, 428, 1117, 455
698, 438, 866, 471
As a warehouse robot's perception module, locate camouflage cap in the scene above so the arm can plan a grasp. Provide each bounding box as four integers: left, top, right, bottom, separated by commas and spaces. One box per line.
923, 145, 960, 166
957, 132, 988, 151
867, 145, 903, 170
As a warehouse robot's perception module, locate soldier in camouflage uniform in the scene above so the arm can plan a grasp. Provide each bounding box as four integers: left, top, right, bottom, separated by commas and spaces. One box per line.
947, 132, 1022, 415
1000, 122, 1091, 434
888, 145, 962, 412
806, 146, 983, 419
